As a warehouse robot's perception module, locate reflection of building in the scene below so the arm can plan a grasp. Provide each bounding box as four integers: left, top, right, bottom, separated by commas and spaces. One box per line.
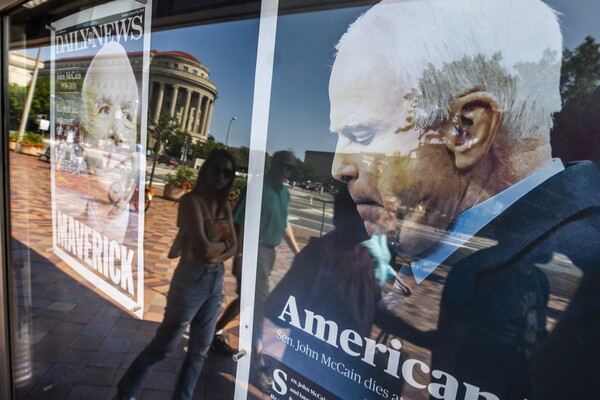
8, 52, 44, 86
43, 50, 216, 142
304, 150, 335, 180
148, 51, 217, 142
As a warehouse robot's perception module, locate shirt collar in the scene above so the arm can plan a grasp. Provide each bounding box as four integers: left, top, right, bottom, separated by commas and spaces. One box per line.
410, 158, 565, 284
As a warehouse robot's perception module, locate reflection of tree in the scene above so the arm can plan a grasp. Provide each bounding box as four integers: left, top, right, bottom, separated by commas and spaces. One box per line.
551, 36, 600, 161
8, 75, 50, 131
290, 159, 322, 182
183, 135, 249, 170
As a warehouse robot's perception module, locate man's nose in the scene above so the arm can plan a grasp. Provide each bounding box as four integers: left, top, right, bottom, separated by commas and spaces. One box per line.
108, 120, 124, 144
332, 153, 359, 183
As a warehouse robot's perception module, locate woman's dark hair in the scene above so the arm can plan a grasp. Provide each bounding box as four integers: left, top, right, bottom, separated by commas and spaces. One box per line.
195, 149, 237, 206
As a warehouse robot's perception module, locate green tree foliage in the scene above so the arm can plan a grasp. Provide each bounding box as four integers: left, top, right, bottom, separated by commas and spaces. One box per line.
559, 37, 600, 102
8, 84, 26, 130
31, 75, 50, 119
8, 75, 51, 131
164, 130, 193, 159
149, 115, 179, 154
230, 146, 250, 170
291, 159, 322, 183
551, 36, 600, 161
191, 135, 224, 159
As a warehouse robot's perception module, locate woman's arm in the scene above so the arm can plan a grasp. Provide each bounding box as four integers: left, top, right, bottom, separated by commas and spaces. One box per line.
208, 201, 238, 264
179, 193, 229, 262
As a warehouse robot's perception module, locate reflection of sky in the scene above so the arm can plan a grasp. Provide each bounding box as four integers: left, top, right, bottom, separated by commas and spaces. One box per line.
20, 0, 600, 160
150, 20, 259, 149
266, 0, 600, 160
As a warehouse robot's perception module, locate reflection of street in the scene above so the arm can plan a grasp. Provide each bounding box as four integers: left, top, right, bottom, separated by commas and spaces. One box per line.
145, 157, 180, 188
8, 150, 316, 400
9, 151, 248, 399
288, 188, 334, 235
11, 150, 579, 400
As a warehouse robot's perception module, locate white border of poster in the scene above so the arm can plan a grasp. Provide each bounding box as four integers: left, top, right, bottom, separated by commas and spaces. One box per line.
236, 0, 600, 400
50, 0, 152, 319
234, 0, 280, 397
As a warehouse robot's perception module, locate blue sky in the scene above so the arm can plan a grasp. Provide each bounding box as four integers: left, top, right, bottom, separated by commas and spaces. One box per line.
21, 0, 600, 160
150, 20, 259, 149
265, 0, 600, 159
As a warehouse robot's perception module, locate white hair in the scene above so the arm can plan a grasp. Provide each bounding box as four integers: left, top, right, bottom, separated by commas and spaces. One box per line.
335, 0, 563, 140
82, 41, 139, 105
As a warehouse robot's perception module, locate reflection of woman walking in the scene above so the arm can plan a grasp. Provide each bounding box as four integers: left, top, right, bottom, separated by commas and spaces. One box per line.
116, 150, 237, 400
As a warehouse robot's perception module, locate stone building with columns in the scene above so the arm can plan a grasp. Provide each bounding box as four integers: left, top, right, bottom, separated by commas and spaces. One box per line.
9, 51, 45, 87
148, 50, 216, 142
42, 49, 216, 143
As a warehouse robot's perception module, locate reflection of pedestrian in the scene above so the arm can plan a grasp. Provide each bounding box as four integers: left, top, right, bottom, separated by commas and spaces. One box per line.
72, 139, 84, 176
116, 150, 238, 400
266, 184, 374, 330
328, 1, 600, 399
55, 137, 66, 171
265, 186, 402, 399
218, 151, 300, 392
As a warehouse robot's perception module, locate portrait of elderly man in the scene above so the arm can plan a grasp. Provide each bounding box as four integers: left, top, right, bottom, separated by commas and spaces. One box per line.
79, 41, 140, 243
329, 0, 600, 399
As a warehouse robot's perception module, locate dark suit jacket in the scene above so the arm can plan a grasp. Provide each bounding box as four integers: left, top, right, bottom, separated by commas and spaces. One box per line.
377, 161, 600, 400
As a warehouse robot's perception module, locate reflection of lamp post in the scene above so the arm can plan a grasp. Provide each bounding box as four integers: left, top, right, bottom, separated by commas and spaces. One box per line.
182, 134, 191, 163
225, 116, 237, 148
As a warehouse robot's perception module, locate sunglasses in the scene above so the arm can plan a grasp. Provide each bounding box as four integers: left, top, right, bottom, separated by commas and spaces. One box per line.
210, 166, 235, 179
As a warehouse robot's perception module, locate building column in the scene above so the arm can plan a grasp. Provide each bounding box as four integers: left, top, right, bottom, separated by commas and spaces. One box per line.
202, 101, 215, 138
198, 96, 208, 136
181, 88, 192, 132
193, 94, 204, 134
153, 82, 165, 121
169, 85, 179, 117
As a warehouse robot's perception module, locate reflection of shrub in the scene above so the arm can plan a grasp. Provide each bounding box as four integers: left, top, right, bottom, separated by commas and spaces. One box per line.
228, 178, 247, 204
166, 167, 197, 190
9, 131, 18, 142
19, 132, 44, 147
19, 140, 44, 148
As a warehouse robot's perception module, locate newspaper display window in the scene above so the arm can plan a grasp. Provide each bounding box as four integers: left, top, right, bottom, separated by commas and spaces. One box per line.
239, 1, 600, 400
2, 0, 600, 399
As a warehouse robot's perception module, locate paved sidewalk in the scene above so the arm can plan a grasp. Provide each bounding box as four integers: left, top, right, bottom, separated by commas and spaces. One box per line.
8, 151, 315, 400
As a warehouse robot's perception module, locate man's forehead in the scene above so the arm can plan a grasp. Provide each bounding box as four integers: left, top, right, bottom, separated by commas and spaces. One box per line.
94, 94, 138, 108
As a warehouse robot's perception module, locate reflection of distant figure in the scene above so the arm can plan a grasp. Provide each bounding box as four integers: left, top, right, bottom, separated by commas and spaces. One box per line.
328, 1, 600, 399
79, 41, 139, 242
55, 137, 66, 171
65, 125, 74, 143
117, 150, 238, 400
265, 186, 403, 399
266, 185, 375, 329
72, 138, 84, 176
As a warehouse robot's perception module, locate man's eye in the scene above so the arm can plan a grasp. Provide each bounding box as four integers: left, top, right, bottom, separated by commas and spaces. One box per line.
122, 112, 133, 122
341, 124, 376, 145
98, 105, 111, 115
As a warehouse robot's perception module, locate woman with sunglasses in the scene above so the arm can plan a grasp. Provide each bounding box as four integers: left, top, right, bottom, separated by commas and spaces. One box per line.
117, 149, 237, 400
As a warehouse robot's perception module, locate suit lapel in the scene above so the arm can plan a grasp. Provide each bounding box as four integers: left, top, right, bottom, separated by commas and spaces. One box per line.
440, 161, 600, 321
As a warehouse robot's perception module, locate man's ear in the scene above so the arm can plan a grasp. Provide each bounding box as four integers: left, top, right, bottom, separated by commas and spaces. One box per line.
442, 92, 502, 170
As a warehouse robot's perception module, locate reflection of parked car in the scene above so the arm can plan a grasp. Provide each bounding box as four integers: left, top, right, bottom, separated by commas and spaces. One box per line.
303, 182, 319, 191
158, 155, 180, 167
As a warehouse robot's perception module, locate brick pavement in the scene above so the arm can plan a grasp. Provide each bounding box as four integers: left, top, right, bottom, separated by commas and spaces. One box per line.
7, 151, 318, 400
10, 150, 535, 400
